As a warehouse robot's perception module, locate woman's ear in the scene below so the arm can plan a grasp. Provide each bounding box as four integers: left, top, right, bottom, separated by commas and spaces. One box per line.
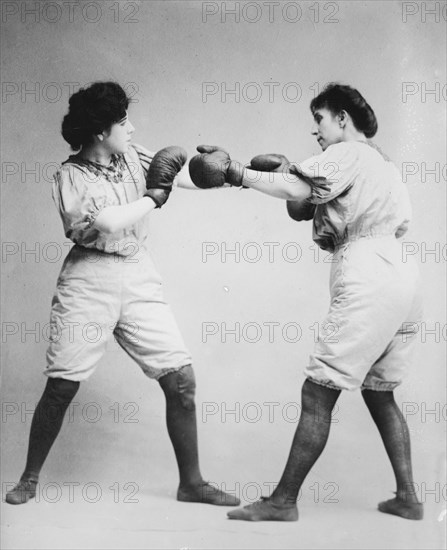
337, 110, 348, 128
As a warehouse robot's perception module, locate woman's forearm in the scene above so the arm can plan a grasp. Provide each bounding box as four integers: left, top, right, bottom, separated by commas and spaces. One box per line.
93, 197, 156, 234
173, 159, 313, 199
241, 169, 312, 201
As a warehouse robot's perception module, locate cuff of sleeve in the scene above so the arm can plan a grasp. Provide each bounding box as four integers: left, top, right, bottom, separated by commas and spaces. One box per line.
289, 164, 331, 205
308, 178, 335, 204
395, 220, 410, 239
83, 196, 116, 229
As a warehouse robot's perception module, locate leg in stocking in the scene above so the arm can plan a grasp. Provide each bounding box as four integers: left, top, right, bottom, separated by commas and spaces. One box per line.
362, 389, 423, 520
228, 378, 341, 521
6, 377, 80, 505
158, 365, 240, 506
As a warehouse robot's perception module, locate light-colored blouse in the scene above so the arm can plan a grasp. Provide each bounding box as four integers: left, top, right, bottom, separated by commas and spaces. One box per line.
52, 144, 153, 256
291, 141, 411, 252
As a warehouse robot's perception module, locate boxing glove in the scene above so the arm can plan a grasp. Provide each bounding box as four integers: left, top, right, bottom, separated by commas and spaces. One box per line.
249, 153, 315, 221
189, 145, 244, 189
144, 146, 187, 208
248, 153, 290, 172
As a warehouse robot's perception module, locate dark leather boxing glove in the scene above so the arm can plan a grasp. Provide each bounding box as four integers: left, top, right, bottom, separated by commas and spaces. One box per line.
286, 197, 316, 221
248, 153, 290, 172
249, 153, 315, 221
189, 145, 244, 189
144, 146, 187, 208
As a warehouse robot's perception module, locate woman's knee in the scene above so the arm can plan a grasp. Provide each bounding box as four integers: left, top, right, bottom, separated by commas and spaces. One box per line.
361, 388, 394, 409
45, 377, 80, 401
159, 365, 196, 411
300, 378, 341, 420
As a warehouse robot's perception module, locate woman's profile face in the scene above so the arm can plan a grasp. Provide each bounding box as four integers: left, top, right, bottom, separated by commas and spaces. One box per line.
102, 112, 135, 154
311, 107, 343, 151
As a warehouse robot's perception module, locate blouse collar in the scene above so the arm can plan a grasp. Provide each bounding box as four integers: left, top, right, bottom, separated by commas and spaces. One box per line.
63, 153, 127, 183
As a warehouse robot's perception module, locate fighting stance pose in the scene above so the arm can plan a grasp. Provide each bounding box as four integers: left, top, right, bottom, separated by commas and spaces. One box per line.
6, 81, 239, 507
188, 83, 423, 521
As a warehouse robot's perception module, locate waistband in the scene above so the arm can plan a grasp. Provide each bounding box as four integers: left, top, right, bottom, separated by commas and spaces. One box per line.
332, 234, 398, 253
69, 244, 149, 263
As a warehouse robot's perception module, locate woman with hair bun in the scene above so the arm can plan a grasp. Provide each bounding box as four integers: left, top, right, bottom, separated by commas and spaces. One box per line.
189, 83, 424, 522
6, 81, 239, 508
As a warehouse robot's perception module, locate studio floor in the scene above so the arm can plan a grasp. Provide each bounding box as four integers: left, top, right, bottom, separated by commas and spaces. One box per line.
1, 453, 445, 549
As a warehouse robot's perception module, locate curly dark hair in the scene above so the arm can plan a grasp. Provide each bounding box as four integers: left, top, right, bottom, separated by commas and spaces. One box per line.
310, 83, 378, 138
61, 81, 130, 151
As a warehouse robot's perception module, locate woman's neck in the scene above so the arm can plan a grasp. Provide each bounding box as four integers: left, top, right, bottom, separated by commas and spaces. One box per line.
78, 144, 112, 166
343, 125, 367, 143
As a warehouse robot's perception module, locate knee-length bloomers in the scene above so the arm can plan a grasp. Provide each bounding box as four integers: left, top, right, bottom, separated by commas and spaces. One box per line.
46, 144, 192, 381
290, 141, 422, 391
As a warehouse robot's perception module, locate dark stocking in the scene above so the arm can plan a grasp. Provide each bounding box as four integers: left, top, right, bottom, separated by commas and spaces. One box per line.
22, 377, 80, 481
271, 379, 341, 504
362, 389, 420, 504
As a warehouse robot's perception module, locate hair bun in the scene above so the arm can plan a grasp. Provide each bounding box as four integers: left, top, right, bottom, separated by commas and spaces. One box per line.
310, 83, 378, 138
60, 82, 130, 151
